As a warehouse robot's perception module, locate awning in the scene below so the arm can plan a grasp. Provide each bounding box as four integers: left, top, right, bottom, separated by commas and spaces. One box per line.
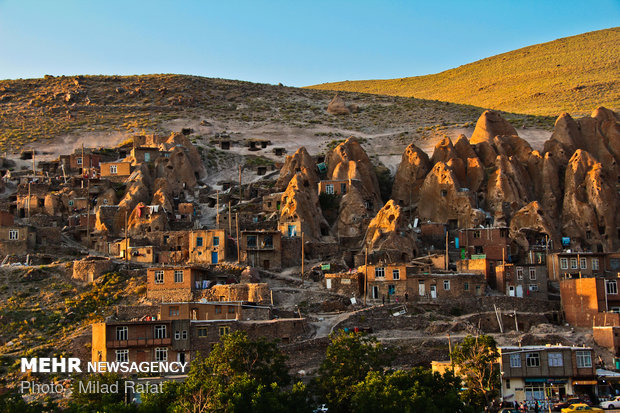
573, 380, 598, 385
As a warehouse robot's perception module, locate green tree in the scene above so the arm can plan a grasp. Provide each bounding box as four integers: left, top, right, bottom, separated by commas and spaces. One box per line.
450, 334, 500, 409
172, 331, 311, 413
67, 373, 137, 413
350, 368, 466, 413
315, 331, 393, 413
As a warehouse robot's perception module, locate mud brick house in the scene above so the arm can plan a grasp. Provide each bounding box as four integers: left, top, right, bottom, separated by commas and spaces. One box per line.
15, 183, 50, 217
146, 266, 228, 302
176, 203, 195, 223
323, 271, 363, 297
188, 229, 228, 264
495, 263, 548, 299
143, 230, 190, 264
456, 227, 513, 261
130, 146, 167, 164
63, 151, 101, 174
360, 263, 409, 301
498, 345, 597, 406
548, 251, 609, 281
0, 210, 14, 227
262, 192, 283, 213
560, 277, 620, 327
100, 161, 132, 178
318, 179, 359, 196
91, 302, 307, 364
0, 225, 35, 255
457, 257, 497, 287
239, 230, 282, 270
119, 243, 157, 264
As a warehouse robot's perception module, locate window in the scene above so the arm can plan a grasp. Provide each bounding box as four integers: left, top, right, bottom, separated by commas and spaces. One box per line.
247, 235, 257, 248
68, 199, 74, 207
375, 267, 385, 278
560, 258, 568, 270
392, 269, 400, 280
440, 190, 447, 197
198, 327, 207, 337
169, 306, 179, 317
510, 353, 521, 368
341, 183, 347, 194
174, 330, 188, 341
76, 157, 83, 165
228, 306, 236, 314
196, 237, 203, 247
576, 351, 592, 368
154, 325, 167, 339
174, 270, 184, 283
115, 349, 128, 362
388, 285, 395, 295
607, 280, 618, 295
593, 258, 600, 271
116, 326, 128, 341
110, 164, 118, 175
475, 285, 481, 295
154, 270, 164, 284
580, 257, 587, 269
182, 330, 187, 339
215, 306, 222, 314
155, 348, 168, 362
516, 267, 523, 280
443, 280, 450, 291
474, 230, 481, 239
529, 284, 539, 292
506, 379, 510, 389
464, 282, 469, 291
325, 184, 334, 194
526, 352, 540, 367
8, 229, 18, 240
263, 234, 273, 248
570, 258, 578, 269
548, 353, 563, 367
175, 331, 180, 340
529, 267, 536, 280
219, 326, 230, 336
213, 236, 219, 247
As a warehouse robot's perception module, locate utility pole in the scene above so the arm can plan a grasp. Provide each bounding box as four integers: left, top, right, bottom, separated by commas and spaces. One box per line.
32, 150, 35, 177
235, 212, 240, 264
445, 230, 449, 270
216, 190, 220, 227
238, 165, 242, 201
228, 201, 232, 235
124, 210, 129, 262
27, 182, 31, 222
81, 144, 85, 189
364, 245, 368, 306
301, 232, 305, 279
86, 177, 91, 247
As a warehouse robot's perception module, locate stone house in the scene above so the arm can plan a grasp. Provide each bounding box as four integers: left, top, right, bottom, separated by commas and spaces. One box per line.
100, 161, 132, 178
456, 227, 513, 261
495, 263, 548, 299
189, 229, 228, 264
548, 251, 608, 281
239, 230, 282, 270
262, 192, 283, 213
323, 271, 363, 297
146, 266, 229, 302
0, 225, 36, 255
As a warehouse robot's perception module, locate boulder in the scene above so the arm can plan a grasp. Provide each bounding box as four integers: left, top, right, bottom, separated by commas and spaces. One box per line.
430, 137, 457, 164
391, 143, 431, 207
470, 110, 518, 144
327, 94, 350, 115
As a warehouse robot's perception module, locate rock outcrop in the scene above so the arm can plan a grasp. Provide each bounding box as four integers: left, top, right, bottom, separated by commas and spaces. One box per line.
279, 172, 329, 240
326, 137, 381, 206
391, 143, 431, 207
509, 201, 559, 251
326, 94, 350, 115
127, 202, 169, 237
275, 147, 319, 192
334, 185, 372, 239
154, 146, 197, 192
362, 200, 417, 261
470, 110, 518, 144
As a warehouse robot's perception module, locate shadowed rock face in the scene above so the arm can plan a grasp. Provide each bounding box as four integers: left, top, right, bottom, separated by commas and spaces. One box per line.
391, 143, 431, 207
275, 146, 319, 192
510, 201, 560, 251
362, 200, 418, 261
154, 146, 197, 193
335, 185, 372, 239
470, 110, 519, 144
326, 137, 382, 206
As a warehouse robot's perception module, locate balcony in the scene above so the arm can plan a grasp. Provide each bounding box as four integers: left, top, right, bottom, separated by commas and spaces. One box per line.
107, 337, 171, 348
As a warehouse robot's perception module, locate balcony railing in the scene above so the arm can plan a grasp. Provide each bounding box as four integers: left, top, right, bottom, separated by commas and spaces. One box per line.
107, 337, 171, 348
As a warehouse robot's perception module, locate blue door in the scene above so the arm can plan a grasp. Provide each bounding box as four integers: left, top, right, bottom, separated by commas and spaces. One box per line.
211, 251, 218, 264
288, 225, 296, 237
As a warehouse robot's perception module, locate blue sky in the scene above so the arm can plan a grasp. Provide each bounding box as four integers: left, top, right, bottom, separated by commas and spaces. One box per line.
0, 0, 618, 86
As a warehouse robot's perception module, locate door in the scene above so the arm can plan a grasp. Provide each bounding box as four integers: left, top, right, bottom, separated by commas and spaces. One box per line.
144, 152, 151, 162
418, 281, 425, 296
430, 285, 437, 299
211, 251, 218, 264
326, 279, 332, 289
288, 225, 296, 237
177, 352, 185, 364
516, 285, 523, 298
508, 286, 515, 297
372, 286, 379, 299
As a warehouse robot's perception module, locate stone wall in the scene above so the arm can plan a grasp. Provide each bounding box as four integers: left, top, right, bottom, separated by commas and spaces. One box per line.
196, 283, 271, 304
72, 258, 115, 282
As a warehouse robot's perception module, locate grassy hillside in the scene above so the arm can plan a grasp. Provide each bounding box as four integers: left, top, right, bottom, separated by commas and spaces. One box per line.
0, 74, 553, 153
308, 27, 620, 116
